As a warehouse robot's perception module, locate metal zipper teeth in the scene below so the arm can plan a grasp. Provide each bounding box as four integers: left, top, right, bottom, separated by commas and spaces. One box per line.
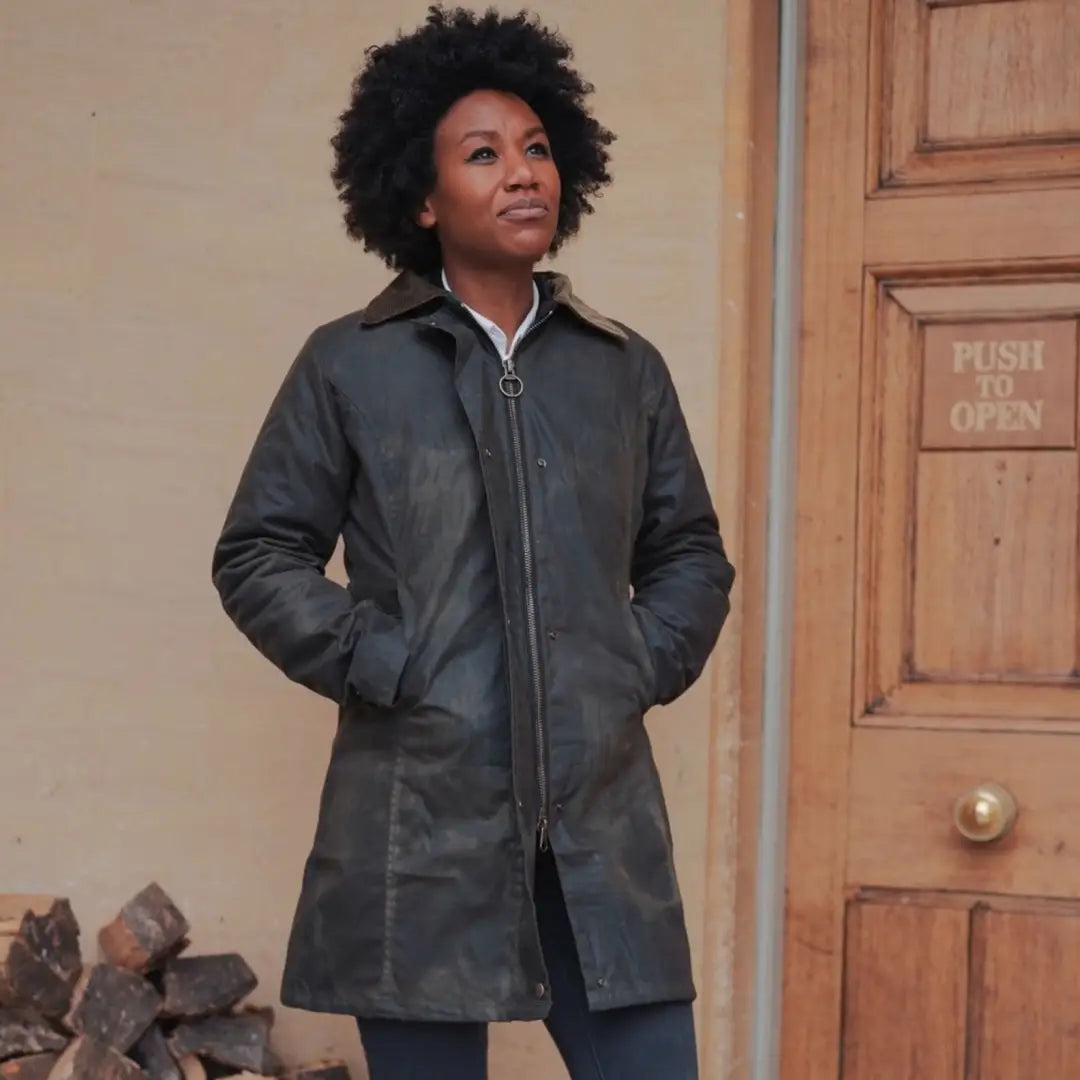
500, 314, 551, 850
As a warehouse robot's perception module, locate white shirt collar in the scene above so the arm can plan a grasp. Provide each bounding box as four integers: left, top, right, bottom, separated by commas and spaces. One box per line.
441, 269, 541, 363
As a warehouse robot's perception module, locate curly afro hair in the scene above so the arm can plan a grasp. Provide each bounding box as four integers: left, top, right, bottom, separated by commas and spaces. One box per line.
330, 5, 615, 275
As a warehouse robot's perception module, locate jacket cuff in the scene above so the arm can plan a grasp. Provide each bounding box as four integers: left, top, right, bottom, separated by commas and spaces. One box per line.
346, 619, 410, 708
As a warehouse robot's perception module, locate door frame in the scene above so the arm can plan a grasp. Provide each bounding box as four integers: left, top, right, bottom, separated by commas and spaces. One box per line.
771, 0, 882, 1076
697, 0, 793, 1077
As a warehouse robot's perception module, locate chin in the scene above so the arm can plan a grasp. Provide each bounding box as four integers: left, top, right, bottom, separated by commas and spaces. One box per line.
505, 240, 556, 264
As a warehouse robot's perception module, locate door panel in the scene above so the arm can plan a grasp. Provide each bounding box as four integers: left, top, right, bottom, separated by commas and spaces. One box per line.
841, 901, 968, 1080
785, 0, 1080, 1075
972, 907, 1080, 1078
841, 898, 1080, 1080
912, 450, 1076, 677
876, 0, 1080, 185
848, 728, 1080, 896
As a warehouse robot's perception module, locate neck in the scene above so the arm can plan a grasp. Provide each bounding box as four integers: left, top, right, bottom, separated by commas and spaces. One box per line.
443, 261, 536, 341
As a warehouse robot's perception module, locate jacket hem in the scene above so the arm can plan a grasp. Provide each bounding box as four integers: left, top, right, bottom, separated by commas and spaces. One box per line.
585, 979, 697, 1013
281, 985, 552, 1023
280, 979, 695, 1022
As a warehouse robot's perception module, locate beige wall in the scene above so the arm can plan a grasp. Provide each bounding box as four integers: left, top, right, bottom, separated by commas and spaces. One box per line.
0, 2, 742, 1075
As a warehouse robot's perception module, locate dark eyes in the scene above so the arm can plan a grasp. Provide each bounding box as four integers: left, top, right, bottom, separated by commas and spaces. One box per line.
466, 142, 551, 163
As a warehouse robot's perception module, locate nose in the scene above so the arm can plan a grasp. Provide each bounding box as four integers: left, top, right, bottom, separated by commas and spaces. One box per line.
505, 149, 538, 190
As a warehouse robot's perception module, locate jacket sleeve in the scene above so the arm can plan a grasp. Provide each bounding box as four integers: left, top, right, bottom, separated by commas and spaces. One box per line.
630, 348, 736, 706
211, 332, 409, 707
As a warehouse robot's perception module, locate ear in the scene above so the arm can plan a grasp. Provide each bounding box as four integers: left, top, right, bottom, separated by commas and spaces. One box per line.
417, 197, 437, 229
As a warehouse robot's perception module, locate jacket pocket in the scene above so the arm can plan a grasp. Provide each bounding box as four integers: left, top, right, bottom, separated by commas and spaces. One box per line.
346, 611, 411, 708
626, 602, 659, 709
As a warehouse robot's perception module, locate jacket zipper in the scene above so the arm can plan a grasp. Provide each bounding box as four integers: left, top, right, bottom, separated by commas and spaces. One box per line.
498, 313, 552, 852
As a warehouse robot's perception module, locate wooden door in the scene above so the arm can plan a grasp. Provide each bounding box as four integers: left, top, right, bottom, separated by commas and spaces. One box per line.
784, 0, 1080, 1076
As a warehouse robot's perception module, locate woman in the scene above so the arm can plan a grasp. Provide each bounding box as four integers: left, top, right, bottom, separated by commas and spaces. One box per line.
212, 7, 734, 1078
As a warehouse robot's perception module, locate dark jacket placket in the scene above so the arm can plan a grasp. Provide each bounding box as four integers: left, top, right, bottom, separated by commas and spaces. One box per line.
495, 311, 554, 854
435, 313, 544, 864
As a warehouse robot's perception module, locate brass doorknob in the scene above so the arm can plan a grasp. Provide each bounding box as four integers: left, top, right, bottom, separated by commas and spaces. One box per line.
953, 782, 1017, 843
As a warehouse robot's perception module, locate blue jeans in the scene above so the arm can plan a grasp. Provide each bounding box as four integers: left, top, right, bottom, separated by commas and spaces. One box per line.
357, 847, 698, 1079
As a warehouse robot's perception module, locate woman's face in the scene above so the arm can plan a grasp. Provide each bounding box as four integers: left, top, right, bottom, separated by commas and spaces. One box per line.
418, 89, 561, 270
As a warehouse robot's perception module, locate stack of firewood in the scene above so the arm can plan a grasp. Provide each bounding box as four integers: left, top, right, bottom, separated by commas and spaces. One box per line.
0, 885, 349, 1080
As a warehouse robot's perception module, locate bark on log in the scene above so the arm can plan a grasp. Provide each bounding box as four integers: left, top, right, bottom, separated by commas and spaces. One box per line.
166, 1014, 277, 1075
64, 964, 160, 1053
0, 903, 82, 1016
46, 1036, 149, 1080
130, 1024, 181, 1080
0, 1010, 67, 1061
98, 887, 189, 974
0, 901, 56, 941
161, 956, 256, 1018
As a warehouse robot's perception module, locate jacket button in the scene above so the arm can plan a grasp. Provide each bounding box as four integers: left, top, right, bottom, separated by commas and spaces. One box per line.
534, 983, 546, 998
547, 630, 558, 640
483, 448, 493, 457
596, 977, 607, 988
537, 457, 547, 468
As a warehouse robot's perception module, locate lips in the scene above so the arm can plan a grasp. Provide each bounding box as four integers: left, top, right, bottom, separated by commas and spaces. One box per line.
499, 198, 549, 221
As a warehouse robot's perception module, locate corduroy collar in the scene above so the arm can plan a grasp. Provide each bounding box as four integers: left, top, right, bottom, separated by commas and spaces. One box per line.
360, 270, 628, 343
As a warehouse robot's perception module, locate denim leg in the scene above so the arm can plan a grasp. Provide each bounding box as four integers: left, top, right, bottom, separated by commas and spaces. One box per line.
534, 847, 698, 1080
357, 1016, 488, 1080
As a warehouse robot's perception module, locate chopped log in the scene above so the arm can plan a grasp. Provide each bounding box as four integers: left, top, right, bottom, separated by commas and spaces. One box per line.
161, 956, 256, 1018
233, 1005, 273, 1027
0, 1010, 67, 1060
99, 887, 189, 974
149, 940, 191, 977
176, 1058, 205, 1080
0, 944, 14, 1010
283, 1063, 351, 1080
46, 1036, 149, 1080
0, 1054, 59, 1080
166, 1014, 278, 1075
64, 964, 159, 1053
0, 902, 56, 941
129, 1024, 181, 1080
0, 902, 82, 1016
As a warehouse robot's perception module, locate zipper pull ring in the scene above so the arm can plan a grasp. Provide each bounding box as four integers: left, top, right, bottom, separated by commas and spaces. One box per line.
537, 815, 550, 852
499, 373, 524, 398
499, 360, 524, 399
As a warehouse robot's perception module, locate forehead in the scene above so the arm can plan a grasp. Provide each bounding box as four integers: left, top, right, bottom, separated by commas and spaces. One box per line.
435, 90, 544, 140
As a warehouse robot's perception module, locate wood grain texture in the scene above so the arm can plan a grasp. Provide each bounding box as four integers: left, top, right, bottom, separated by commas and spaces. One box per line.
926, 0, 1080, 143
841, 901, 967, 1079
857, 285, 918, 718
873, 0, 1080, 186
912, 451, 1077, 678
849, 727, 1080, 898
892, 280, 1080, 318
780, 0, 872, 1075
865, 188, 1080, 266
969, 907, 1080, 1078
